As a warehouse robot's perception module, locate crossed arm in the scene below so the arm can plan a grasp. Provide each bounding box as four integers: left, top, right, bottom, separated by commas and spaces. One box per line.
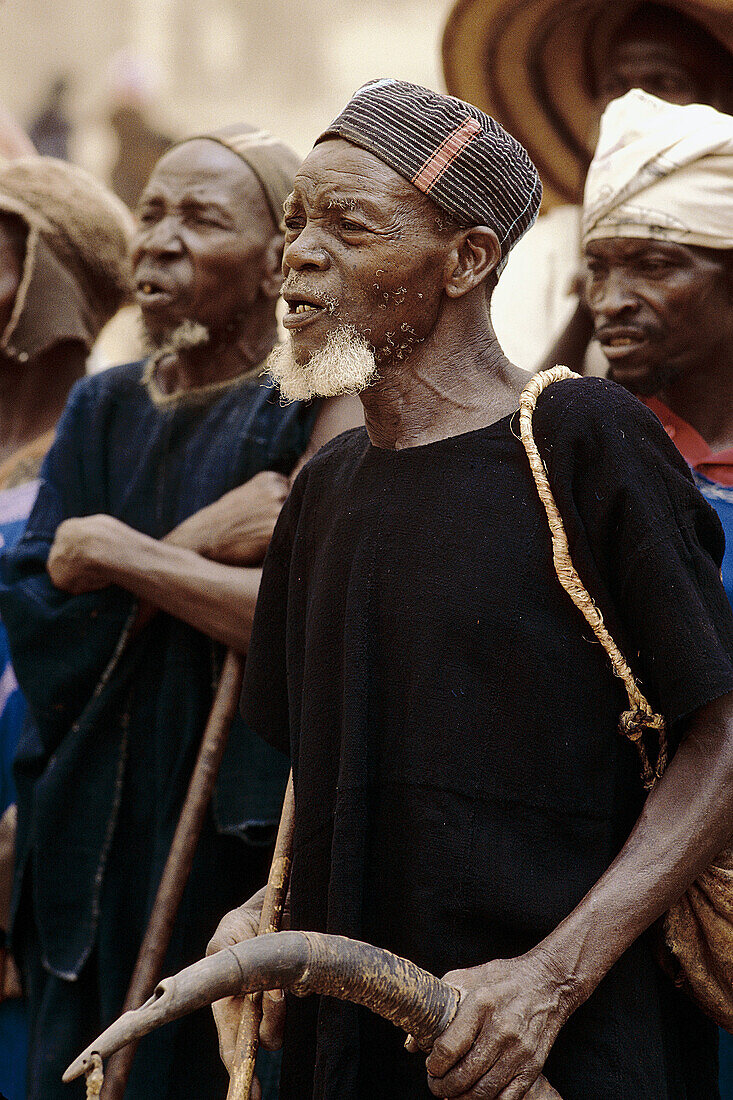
45, 394, 363, 652
46, 470, 285, 651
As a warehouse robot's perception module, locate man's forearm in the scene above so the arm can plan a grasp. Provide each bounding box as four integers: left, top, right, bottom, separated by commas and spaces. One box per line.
534, 692, 733, 1010
103, 528, 261, 651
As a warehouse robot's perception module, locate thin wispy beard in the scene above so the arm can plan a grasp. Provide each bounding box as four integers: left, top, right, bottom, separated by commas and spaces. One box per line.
266, 325, 378, 402
141, 317, 220, 408
140, 318, 211, 358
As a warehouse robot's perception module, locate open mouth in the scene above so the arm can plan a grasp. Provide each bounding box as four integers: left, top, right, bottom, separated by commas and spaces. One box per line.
606, 336, 636, 347
596, 329, 648, 359
282, 297, 327, 330
134, 273, 177, 307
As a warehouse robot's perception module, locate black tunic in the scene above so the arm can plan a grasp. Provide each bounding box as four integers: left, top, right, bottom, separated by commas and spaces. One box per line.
242, 377, 733, 1100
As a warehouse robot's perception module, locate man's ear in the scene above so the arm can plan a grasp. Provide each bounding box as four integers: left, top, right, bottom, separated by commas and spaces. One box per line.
443, 226, 501, 299
260, 233, 285, 300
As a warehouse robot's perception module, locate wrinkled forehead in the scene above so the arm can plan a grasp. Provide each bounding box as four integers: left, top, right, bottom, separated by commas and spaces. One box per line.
289, 138, 424, 215
605, 32, 708, 88
584, 235, 718, 268
142, 139, 271, 219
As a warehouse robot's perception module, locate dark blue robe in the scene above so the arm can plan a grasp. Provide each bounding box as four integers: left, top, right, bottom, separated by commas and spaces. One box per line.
0, 361, 316, 1098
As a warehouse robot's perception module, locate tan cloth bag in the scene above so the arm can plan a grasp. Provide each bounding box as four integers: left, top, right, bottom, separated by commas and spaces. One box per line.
519, 366, 733, 1033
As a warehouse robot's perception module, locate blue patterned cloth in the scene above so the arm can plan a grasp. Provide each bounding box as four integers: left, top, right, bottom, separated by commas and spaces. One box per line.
0, 478, 39, 1100
694, 475, 733, 607
0, 362, 318, 1098
694, 474, 733, 1098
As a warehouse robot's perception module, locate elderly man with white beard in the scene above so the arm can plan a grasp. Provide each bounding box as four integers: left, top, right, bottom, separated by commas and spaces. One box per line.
0, 125, 360, 1100
207, 81, 733, 1100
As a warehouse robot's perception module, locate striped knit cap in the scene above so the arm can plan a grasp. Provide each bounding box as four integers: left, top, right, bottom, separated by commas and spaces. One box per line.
317, 79, 542, 271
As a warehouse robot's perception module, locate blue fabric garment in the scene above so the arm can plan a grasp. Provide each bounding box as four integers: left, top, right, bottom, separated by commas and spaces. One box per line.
722, 1027, 733, 1100
0, 362, 317, 1098
0, 481, 40, 812
693, 474, 733, 1099
0, 479, 39, 1100
694, 474, 733, 607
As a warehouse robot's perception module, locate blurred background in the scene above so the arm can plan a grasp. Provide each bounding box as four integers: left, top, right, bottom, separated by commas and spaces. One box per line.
0, 0, 455, 202
0, 0, 456, 365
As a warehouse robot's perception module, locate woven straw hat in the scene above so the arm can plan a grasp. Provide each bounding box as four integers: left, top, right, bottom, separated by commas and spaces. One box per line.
442, 0, 733, 208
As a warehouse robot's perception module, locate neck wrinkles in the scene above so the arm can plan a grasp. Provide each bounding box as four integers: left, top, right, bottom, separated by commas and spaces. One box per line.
360, 322, 524, 450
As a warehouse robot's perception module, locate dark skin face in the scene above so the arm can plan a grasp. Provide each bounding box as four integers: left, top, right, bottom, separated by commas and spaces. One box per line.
595, 34, 710, 113
540, 10, 733, 378
584, 237, 733, 395
281, 138, 458, 366
132, 140, 281, 342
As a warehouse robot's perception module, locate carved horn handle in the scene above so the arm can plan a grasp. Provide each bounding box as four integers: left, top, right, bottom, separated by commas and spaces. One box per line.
64, 930, 459, 1083
65, 930, 561, 1097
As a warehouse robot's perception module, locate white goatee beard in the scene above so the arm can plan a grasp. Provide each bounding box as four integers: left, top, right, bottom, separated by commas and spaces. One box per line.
141, 318, 211, 358
266, 325, 378, 402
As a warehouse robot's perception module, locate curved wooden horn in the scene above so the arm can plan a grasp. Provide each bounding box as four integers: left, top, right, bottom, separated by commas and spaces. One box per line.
64, 930, 460, 1084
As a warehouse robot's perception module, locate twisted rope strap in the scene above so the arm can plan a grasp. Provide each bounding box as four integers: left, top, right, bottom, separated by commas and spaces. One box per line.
518, 367, 667, 790
85, 1054, 104, 1098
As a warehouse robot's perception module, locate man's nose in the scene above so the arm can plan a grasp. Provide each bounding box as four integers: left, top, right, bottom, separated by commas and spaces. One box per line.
134, 216, 185, 260
283, 225, 330, 274
588, 269, 638, 322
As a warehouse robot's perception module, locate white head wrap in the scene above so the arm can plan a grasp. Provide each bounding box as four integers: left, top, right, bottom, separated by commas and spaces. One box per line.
582, 89, 733, 250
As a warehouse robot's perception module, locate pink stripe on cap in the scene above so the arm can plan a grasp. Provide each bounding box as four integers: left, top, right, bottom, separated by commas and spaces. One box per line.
411, 118, 482, 193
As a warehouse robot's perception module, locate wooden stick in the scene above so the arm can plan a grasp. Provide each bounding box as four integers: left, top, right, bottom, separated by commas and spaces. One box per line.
227, 772, 295, 1100
100, 648, 246, 1100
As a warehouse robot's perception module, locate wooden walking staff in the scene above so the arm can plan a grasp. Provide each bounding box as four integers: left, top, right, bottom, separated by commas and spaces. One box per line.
227, 771, 295, 1100
100, 648, 246, 1100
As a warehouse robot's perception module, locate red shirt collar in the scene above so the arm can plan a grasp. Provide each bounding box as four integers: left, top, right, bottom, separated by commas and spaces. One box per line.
641, 396, 733, 487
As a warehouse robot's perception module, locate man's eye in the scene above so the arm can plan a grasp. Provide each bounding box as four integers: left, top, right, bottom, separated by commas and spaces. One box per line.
641, 259, 671, 273
655, 77, 690, 97
190, 215, 225, 229
283, 216, 304, 233
340, 219, 366, 233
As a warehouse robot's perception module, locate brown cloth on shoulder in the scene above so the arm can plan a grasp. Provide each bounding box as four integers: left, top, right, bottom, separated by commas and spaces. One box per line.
0, 156, 133, 363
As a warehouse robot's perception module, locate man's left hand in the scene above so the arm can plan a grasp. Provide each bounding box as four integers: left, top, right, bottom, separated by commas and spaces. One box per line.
47, 515, 127, 593
423, 952, 572, 1099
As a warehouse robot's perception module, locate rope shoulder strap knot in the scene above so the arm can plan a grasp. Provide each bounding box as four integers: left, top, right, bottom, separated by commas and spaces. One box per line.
519, 367, 733, 1036
518, 366, 668, 790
